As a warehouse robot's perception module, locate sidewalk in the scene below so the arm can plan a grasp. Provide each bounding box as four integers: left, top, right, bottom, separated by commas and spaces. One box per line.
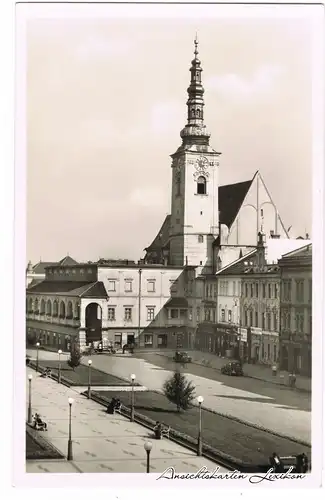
25, 367, 228, 474
160, 350, 312, 393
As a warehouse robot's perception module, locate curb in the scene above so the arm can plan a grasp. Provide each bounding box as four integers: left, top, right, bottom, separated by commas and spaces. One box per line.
148, 388, 311, 448
26, 425, 65, 460
154, 353, 311, 393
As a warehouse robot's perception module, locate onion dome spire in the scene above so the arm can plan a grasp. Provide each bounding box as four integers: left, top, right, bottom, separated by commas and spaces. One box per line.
180, 35, 211, 146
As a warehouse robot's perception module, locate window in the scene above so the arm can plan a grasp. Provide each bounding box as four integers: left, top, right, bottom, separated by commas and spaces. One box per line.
255, 283, 259, 298
147, 307, 155, 321
157, 334, 167, 347
267, 313, 271, 331
197, 176, 207, 195
283, 280, 292, 301
308, 280, 312, 303
171, 309, 179, 319
196, 307, 200, 322
250, 310, 253, 326
147, 280, 156, 292
221, 309, 225, 322
144, 334, 153, 346
250, 284, 254, 297
228, 310, 232, 323
255, 311, 258, 327
108, 308, 115, 321
125, 280, 132, 292
124, 308, 132, 321
273, 345, 277, 363
273, 312, 277, 331
244, 310, 248, 326
233, 281, 236, 296
213, 284, 218, 297
114, 334, 122, 347
188, 308, 193, 321
176, 173, 181, 196
198, 234, 204, 243
245, 284, 248, 297
267, 343, 270, 359
262, 284, 266, 298
309, 314, 312, 334
268, 284, 272, 298
107, 280, 116, 292
274, 284, 278, 299
180, 309, 187, 318
262, 313, 265, 329
296, 280, 304, 303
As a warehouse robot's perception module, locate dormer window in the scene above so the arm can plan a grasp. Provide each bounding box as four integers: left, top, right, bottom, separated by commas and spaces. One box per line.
197, 176, 206, 195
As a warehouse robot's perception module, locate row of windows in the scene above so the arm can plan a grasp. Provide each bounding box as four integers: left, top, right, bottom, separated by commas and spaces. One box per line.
107, 279, 177, 293
282, 279, 312, 303
108, 306, 157, 322
281, 309, 312, 334
243, 282, 278, 299
219, 281, 241, 297
243, 310, 278, 332
47, 267, 93, 276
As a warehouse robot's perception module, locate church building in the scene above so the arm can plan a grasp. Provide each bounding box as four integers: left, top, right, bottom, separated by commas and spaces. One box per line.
144, 38, 289, 273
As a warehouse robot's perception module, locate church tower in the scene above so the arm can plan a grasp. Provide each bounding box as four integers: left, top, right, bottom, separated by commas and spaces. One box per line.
169, 37, 221, 269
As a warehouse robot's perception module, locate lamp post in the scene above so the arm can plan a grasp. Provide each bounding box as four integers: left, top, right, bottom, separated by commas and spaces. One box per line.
67, 397, 74, 460
27, 374, 33, 424
36, 342, 40, 372
138, 269, 142, 345
197, 395, 204, 456
88, 360, 92, 399
58, 349, 62, 384
130, 373, 136, 422
144, 441, 152, 473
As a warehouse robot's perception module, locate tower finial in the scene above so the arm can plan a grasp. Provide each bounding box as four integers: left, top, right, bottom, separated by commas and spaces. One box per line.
194, 33, 199, 58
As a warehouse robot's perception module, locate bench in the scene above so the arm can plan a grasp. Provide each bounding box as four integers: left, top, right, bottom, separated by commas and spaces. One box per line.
161, 426, 170, 439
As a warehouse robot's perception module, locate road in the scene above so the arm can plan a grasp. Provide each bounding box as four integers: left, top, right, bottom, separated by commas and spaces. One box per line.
27, 349, 311, 444
26, 367, 228, 474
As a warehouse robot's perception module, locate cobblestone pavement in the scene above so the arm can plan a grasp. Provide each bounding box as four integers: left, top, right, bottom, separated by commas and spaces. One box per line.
26, 367, 228, 474
27, 349, 311, 444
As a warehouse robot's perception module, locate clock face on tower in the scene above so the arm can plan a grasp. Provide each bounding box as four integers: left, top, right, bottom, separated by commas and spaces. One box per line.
194, 156, 209, 180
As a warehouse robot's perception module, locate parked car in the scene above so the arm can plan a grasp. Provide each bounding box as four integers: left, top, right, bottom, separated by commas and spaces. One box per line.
221, 361, 243, 376
173, 351, 192, 363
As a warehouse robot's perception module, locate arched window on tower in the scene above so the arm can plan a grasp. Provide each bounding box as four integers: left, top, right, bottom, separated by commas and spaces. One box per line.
197, 176, 207, 195
175, 172, 181, 196
191, 109, 196, 118
196, 109, 201, 118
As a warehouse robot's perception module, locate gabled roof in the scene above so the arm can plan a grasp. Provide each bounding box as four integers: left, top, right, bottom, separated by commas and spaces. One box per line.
164, 297, 189, 308
215, 249, 257, 276
26, 280, 108, 298
281, 243, 312, 259
218, 179, 253, 228
27, 278, 45, 289
58, 256, 78, 266
32, 261, 58, 274
32, 256, 78, 273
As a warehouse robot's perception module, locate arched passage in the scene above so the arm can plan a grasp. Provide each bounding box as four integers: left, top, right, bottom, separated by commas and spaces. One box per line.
59, 301, 66, 318
85, 302, 102, 344
46, 299, 52, 316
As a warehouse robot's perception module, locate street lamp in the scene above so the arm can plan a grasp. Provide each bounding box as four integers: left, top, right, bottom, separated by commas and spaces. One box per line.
67, 397, 74, 460
130, 373, 136, 422
27, 374, 33, 424
88, 360, 92, 399
36, 342, 40, 372
144, 441, 152, 473
58, 349, 62, 384
197, 395, 204, 456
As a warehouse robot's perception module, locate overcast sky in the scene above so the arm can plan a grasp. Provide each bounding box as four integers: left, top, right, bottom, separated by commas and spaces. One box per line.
25, 7, 313, 264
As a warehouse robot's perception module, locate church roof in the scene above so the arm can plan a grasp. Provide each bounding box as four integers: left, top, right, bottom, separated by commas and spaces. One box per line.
218, 179, 253, 228
145, 215, 171, 252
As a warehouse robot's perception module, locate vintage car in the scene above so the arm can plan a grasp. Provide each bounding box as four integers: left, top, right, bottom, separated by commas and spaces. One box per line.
221, 361, 244, 376
173, 351, 192, 363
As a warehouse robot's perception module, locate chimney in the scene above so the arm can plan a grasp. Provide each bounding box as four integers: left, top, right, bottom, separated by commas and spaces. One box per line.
306, 233, 309, 240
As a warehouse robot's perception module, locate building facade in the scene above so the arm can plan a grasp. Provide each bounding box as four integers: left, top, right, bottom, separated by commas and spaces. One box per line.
26, 260, 199, 352
279, 244, 312, 376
